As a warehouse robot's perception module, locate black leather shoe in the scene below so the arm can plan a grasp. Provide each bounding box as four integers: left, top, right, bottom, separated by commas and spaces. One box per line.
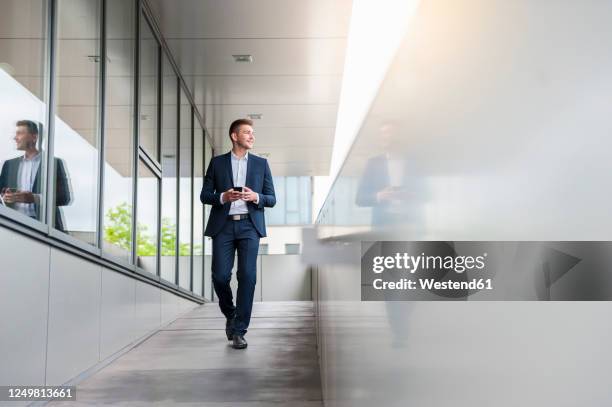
232, 335, 247, 349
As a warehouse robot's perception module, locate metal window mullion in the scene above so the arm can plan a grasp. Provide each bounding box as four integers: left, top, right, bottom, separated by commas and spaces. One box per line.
45, 0, 58, 233
140, 0, 212, 153
96, 0, 107, 249
138, 146, 161, 173
299, 176, 303, 224
309, 176, 314, 224
209, 142, 215, 301
201, 127, 205, 297
138, 150, 160, 178
131, 0, 141, 265
38, 0, 53, 234
155, 42, 162, 277
174, 78, 180, 286
189, 106, 194, 292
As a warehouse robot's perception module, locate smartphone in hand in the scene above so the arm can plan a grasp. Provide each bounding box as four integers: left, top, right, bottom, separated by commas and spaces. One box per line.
233, 186, 243, 192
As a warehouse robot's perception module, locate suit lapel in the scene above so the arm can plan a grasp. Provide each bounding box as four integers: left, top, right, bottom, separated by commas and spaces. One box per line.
32, 157, 44, 193
33, 167, 41, 193
7, 159, 19, 189
225, 152, 234, 187
245, 153, 254, 188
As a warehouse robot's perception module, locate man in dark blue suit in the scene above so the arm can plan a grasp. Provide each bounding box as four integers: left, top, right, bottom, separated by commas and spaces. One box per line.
0, 120, 72, 231
200, 118, 276, 349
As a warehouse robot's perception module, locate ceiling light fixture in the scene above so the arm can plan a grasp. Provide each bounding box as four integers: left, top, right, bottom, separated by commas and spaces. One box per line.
247, 113, 262, 120
232, 54, 253, 63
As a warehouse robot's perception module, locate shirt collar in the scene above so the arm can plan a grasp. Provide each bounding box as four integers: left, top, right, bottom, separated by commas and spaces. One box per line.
22, 152, 41, 162
230, 151, 248, 161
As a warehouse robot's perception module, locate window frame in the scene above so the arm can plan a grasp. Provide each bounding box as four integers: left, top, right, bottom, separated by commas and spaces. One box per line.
0, 0, 213, 303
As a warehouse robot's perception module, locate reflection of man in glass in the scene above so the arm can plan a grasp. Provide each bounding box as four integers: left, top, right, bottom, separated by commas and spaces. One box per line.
356, 123, 416, 226
356, 122, 421, 347
0, 120, 72, 231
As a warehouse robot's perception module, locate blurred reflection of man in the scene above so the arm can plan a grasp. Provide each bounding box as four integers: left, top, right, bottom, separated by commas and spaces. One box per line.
356, 122, 420, 227
200, 118, 276, 349
0, 120, 72, 231
355, 122, 424, 347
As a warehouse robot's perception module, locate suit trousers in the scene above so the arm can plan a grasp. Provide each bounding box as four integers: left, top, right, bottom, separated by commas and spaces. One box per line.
211, 217, 260, 336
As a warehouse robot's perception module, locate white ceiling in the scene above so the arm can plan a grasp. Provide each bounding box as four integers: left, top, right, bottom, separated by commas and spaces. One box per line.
147, 0, 353, 176
0, 0, 352, 177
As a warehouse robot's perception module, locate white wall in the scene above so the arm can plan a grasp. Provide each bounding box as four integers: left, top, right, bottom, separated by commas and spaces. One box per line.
314, 244, 612, 406
261, 255, 311, 301
260, 226, 303, 254
0, 225, 199, 386
0, 228, 50, 386
208, 254, 313, 303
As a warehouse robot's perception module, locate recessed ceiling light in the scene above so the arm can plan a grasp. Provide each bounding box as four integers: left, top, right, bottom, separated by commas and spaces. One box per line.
247, 113, 262, 120
232, 54, 253, 63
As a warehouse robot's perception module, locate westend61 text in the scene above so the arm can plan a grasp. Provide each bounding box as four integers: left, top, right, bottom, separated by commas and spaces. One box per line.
373, 278, 493, 290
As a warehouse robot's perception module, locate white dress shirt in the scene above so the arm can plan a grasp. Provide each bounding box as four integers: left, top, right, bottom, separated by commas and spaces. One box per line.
386, 154, 404, 188
220, 151, 259, 214
16, 152, 41, 217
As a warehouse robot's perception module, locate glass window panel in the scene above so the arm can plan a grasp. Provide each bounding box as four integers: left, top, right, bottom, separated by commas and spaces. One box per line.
266, 176, 312, 225
266, 176, 285, 225
285, 243, 300, 255
193, 115, 203, 296
286, 176, 298, 212
300, 176, 311, 223
53, 0, 101, 244
160, 55, 177, 283
139, 15, 158, 160
0, 0, 48, 225
137, 159, 158, 274
203, 135, 213, 300
103, 0, 135, 261
286, 212, 300, 225
178, 88, 191, 290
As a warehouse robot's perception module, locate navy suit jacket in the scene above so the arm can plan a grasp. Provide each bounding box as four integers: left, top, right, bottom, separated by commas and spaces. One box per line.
200, 152, 276, 237
0, 156, 72, 231
355, 154, 425, 226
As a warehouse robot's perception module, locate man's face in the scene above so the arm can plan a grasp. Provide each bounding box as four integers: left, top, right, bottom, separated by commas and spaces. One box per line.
380, 124, 396, 152
231, 124, 255, 150
14, 125, 36, 151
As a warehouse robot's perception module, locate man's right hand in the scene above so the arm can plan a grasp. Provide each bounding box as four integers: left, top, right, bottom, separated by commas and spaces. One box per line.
376, 186, 397, 203
1, 188, 14, 204
221, 188, 242, 203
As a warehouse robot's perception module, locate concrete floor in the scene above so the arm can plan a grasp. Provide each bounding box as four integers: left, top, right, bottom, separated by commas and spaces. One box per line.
49, 301, 322, 406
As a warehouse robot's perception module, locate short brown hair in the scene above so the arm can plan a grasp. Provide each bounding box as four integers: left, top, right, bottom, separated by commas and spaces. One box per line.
17, 120, 41, 136
228, 118, 253, 140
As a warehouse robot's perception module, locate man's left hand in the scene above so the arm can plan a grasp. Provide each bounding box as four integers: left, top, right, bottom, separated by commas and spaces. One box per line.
241, 186, 259, 203
12, 191, 35, 203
